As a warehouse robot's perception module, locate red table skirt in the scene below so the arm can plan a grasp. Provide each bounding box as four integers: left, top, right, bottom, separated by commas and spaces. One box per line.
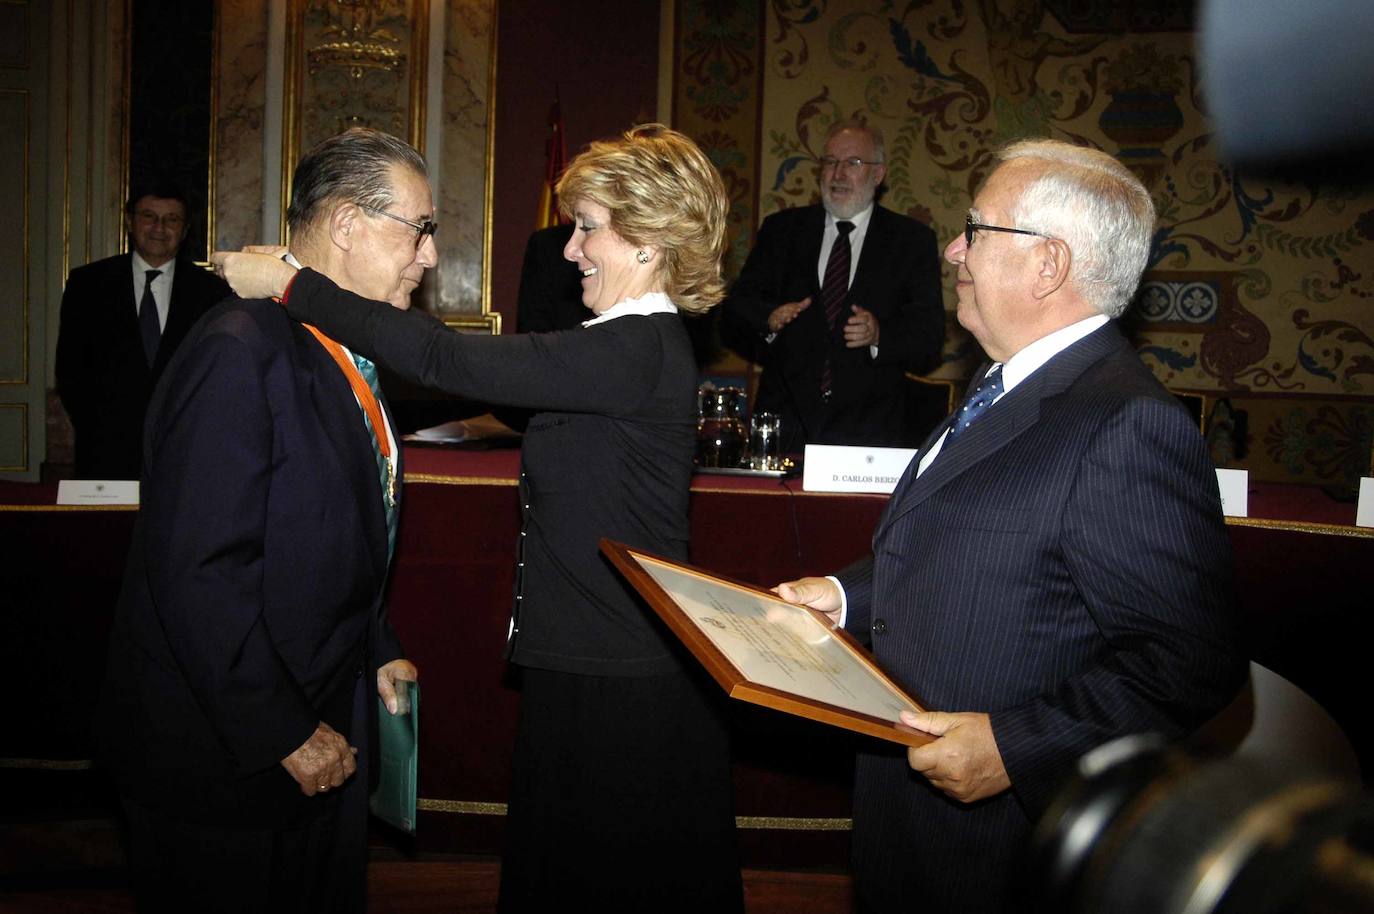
2, 446, 1370, 864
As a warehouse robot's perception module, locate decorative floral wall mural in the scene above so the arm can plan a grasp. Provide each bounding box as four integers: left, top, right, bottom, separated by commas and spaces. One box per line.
675, 0, 1374, 489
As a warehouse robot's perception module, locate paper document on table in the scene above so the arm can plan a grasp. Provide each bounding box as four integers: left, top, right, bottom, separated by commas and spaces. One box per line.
403, 420, 469, 444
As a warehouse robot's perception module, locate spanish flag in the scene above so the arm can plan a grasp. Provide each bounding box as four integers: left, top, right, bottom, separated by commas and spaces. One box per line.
534, 101, 568, 229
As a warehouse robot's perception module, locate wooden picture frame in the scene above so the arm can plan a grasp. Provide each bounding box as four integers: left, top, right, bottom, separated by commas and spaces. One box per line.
601, 539, 932, 747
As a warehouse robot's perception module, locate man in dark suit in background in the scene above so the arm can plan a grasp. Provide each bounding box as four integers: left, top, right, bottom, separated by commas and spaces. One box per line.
98, 128, 430, 913
55, 183, 229, 478
721, 120, 945, 451
517, 221, 589, 333
775, 140, 1245, 913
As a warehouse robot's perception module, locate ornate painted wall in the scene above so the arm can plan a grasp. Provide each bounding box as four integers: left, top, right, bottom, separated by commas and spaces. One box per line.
674, 0, 1374, 489
213, 0, 498, 331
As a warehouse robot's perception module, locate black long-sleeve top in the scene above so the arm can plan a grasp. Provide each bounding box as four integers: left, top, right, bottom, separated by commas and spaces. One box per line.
284, 269, 696, 676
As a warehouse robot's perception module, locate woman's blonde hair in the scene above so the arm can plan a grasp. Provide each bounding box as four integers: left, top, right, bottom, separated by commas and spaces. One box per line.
556, 124, 729, 314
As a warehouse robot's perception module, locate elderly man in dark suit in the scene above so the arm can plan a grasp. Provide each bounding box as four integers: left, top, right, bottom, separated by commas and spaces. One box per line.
776, 140, 1246, 914
97, 128, 430, 913
55, 184, 230, 479
722, 120, 945, 451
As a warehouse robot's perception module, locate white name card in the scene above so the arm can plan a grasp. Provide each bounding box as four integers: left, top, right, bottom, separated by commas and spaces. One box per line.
57, 480, 140, 506
1215, 468, 1248, 517
1357, 477, 1374, 528
802, 444, 917, 495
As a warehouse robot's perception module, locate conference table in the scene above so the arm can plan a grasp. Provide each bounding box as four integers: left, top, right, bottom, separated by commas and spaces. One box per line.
3, 446, 1370, 866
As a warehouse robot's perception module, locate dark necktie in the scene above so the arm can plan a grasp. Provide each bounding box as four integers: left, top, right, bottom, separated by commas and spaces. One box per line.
351, 352, 399, 560
819, 220, 855, 398
945, 365, 1004, 442
138, 269, 162, 367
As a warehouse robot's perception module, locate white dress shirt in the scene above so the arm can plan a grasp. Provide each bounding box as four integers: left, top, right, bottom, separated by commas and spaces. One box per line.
816, 203, 874, 289
131, 251, 175, 332
581, 290, 678, 327
831, 313, 1111, 625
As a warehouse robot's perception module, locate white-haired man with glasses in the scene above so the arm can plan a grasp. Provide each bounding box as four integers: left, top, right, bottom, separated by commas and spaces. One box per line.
721, 119, 946, 451
773, 140, 1245, 913
98, 128, 428, 913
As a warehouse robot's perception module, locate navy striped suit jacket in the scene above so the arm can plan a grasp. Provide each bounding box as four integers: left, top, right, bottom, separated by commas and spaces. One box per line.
837, 322, 1245, 913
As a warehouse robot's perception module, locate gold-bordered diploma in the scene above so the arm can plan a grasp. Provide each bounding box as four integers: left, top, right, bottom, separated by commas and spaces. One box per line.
601, 539, 933, 747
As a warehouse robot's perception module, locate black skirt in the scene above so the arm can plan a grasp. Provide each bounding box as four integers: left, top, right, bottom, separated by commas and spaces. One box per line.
498, 666, 744, 914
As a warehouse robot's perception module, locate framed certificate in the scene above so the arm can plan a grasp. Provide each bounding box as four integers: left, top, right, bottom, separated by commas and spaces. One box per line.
601, 539, 932, 747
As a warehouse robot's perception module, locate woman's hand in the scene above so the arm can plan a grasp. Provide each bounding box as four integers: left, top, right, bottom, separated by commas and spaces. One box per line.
210, 248, 297, 300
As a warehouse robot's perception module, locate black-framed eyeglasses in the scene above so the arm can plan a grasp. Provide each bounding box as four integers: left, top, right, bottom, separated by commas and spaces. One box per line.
964, 215, 1051, 248
819, 155, 881, 171
359, 203, 437, 250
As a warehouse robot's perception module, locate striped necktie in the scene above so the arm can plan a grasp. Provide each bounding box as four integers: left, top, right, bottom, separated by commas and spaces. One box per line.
351, 352, 399, 560
819, 220, 854, 398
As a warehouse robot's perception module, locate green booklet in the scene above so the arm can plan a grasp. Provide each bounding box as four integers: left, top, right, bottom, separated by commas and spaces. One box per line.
369, 680, 418, 834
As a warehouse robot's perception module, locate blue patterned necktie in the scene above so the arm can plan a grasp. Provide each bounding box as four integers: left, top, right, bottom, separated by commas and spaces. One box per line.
945, 365, 1004, 441
350, 352, 398, 560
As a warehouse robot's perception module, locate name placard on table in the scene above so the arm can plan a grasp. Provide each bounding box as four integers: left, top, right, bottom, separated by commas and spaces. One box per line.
801, 444, 917, 495
1215, 468, 1249, 518
56, 480, 139, 505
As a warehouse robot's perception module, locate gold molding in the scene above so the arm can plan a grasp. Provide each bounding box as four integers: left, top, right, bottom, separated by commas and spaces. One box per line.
0, 87, 29, 387
418, 798, 506, 815
480, 0, 498, 331
307, 40, 403, 77
414, 798, 853, 831
404, 471, 518, 487
443, 313, 501, 334
735, 815, 851, 831
61, 0, 71, 280
1224, 514, 1374, 539
0, 402, 29, 472
119, 0, 131, 255
80, 0, 94, 268
3, 493, 1369, 535
408, 0, 428, 151
280, 0, 304, 245
206, 0, 220, 252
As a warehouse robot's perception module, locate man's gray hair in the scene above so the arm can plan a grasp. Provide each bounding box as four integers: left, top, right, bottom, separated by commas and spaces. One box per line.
826, 119, 886, 164
998, 140, 1155, 318
286, 127, 427, 238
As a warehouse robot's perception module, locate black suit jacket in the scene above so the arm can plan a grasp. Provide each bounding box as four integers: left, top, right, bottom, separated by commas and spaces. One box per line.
96, 296, 405, 828
836, 323, 1246, 913
284, 268, 697, 676
491, 224, 592, 434
517, 223, 589, 333
721, 204, 944, 450
55, 253, 230, 478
